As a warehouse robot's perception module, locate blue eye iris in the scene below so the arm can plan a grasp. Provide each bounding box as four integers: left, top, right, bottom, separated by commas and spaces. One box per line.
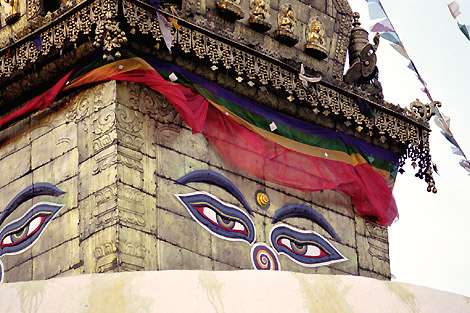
270, 224, 347, 267
176, 192, 256, 244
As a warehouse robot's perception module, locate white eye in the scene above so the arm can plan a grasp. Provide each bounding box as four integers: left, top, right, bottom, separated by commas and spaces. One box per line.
202, 207, 218, 224
2, 236, 12, 245
279, 238, 290, 247
28, 216, 43, 235
305, 245, 322, 257
232, 221, 245, 232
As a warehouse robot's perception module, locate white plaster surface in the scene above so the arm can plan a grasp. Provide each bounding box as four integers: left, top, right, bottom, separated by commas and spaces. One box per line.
0, 271, 468, 313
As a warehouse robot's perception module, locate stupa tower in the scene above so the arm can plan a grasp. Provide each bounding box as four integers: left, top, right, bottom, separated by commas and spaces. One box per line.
0, 1, 466, 312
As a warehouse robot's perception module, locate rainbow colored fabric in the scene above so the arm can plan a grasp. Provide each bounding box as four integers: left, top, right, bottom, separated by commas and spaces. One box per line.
0, 57, 399, 225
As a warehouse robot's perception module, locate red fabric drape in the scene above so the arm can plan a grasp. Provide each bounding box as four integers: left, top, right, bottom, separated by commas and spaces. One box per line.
0, 62, 397, 225
202, 107, 397, 225
0, 72, 73, 129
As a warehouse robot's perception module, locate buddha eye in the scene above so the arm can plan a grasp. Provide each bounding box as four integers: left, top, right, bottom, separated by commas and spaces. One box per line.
0, 202, 63, 257
270, 224, 347, 267
277, 238, 328, 258
1, 214, 47, 247
176, 192, 255, 244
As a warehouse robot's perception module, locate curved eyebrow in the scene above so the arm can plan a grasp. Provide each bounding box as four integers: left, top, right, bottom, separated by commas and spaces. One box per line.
0, 183, 65, 225
272, 204, 340, 241
176, 170, 253, 215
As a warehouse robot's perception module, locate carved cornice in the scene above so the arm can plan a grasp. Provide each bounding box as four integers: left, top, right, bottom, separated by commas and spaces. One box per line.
0, 0, 436, 191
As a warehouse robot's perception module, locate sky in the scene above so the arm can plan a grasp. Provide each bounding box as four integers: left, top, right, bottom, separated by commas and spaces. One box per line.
348, 0, 470, 297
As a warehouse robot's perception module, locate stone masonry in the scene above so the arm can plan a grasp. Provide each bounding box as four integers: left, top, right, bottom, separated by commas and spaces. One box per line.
0, 81, 391, 282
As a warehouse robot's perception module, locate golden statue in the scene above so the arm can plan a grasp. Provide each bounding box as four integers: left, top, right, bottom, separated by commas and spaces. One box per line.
274, 4, 298, 46
248, 0, 271, 32
305, 17, 328, 60
216, 0, 244, 21
0, 0, 20, 26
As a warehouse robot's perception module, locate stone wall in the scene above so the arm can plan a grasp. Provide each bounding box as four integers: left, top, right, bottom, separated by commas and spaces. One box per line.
0, 81, 391, 283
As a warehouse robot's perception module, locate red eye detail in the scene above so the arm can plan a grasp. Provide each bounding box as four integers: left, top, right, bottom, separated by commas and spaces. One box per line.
277, 238, 328, 259
0, 215, 48, 248
195, 205, 248, 235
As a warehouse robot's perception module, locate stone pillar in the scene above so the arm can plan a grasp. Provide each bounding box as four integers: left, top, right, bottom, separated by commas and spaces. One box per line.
71, 81, 158, 274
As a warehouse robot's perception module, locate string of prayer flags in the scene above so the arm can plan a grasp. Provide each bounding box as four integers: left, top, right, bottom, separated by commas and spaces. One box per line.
448, 1, 470, 41
363, 0, 470, 174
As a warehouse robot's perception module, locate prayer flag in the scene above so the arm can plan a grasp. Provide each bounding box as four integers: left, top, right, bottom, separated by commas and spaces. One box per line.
371, 19, 394, 32
157, 12, 174, 52
380, 32, 401, 45
452, 146, 466, 157
459, 160, 470, 173
407, 61, 418, 73
458, 23, 470, 40
368, 2, 386, 20
448, 1, 461, 19
390, 43, 409, 59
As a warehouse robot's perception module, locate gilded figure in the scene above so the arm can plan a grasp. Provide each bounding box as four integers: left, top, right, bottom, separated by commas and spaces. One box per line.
274, 4, 298, 46
248, 0, 271, 32
216, 0, 244, 21
305, 17, 328, 60
0, 0, 20, 26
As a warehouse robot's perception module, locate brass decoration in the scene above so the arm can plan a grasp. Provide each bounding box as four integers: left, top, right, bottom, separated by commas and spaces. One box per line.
408, 99, 441, 122
216, 0, 244, 21
274, 4, 298, 46
0, 0, 20, 26
255, 190, 270, 209
248, 0, 271, 32
305, 17, 328, 60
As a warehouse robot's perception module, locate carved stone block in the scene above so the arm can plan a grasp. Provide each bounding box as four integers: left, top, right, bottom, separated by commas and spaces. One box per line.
32, 238, 80, 280
0, 145, 30, 188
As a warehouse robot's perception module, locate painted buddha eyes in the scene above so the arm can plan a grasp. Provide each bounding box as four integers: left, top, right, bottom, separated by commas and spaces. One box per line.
0, 183, 65, 283
175, 170, 346, 270
0, 203, 63, 255
176, 192, 256, 244
270, 225, 346, 267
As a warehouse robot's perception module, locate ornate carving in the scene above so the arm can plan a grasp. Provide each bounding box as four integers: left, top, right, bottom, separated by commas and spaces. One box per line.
66, 85, 106, 123
93, 151, 118, 175
248, 0, 271, 32
93, 240, 147, 272
407, 99, 441, 122
305, 17, 328, 60
0, 0, 118, 77
116, 105, 144, 151
274, 4, 298, 46
118, 147, 143, 173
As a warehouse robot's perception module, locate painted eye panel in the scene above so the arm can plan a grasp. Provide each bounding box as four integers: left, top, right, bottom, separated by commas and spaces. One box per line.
270, 224, 347, 267
0, 202, 63, 257
176, 192, 255, 244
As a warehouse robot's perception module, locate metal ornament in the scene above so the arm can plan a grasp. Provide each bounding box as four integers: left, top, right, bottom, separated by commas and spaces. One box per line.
216, 0, 244, 21
305, 17, 328, 60
255, 190, 270, 209
248, 0, 271, 32
274, 4, 298, 46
